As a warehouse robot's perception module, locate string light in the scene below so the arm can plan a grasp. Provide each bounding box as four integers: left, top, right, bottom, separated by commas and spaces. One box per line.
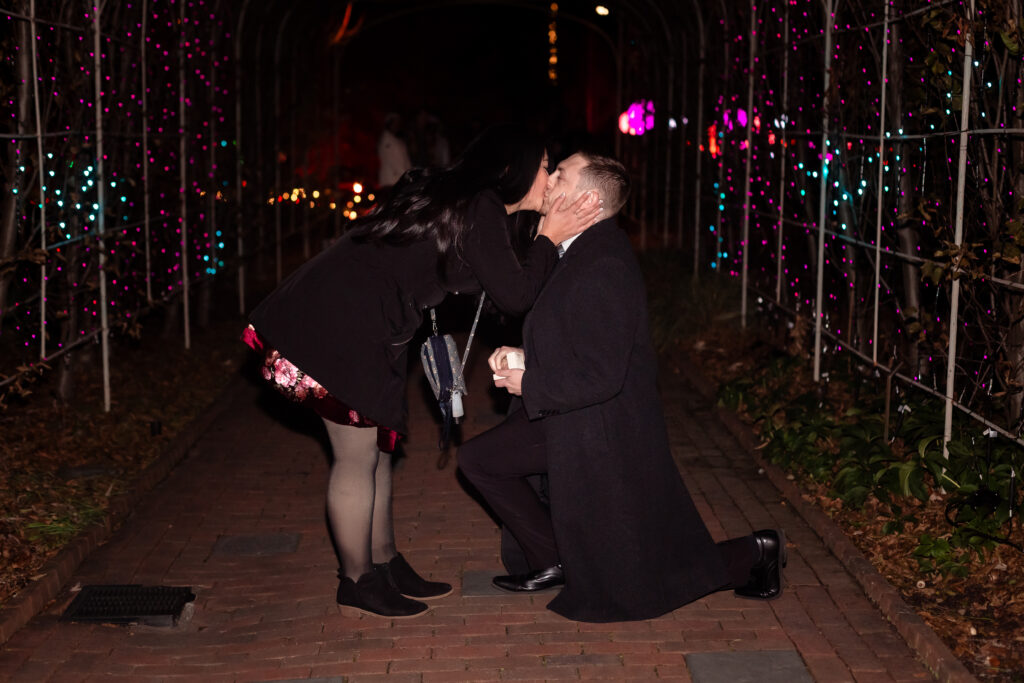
548, 3, 558, 84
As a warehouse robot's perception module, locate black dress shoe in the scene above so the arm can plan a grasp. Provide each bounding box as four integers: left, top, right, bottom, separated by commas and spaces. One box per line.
492, 564, 565, 592
735, 529, 787, 600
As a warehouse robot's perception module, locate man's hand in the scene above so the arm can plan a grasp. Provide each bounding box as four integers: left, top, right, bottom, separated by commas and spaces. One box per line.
494, 368, 524, 396
489, 346, 525, 374
490, 346, 525, 396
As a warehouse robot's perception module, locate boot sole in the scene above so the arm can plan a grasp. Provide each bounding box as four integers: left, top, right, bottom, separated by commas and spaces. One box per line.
402, 586, 454, 600
338, 603, 430, 619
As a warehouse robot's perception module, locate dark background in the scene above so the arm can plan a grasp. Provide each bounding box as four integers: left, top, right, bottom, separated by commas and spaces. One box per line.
272, 1, 621, 185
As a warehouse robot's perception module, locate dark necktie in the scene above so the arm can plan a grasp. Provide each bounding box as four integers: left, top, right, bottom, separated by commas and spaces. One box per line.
556, 244, 565, 259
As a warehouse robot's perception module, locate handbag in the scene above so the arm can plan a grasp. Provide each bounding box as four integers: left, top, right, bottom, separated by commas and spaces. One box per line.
420, 292, 486, 449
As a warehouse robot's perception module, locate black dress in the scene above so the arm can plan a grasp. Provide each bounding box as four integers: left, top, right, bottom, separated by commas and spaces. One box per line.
248, 189, 558, 438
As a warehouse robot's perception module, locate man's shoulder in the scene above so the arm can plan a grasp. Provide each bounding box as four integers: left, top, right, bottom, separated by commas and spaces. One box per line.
579, 220, 637, 263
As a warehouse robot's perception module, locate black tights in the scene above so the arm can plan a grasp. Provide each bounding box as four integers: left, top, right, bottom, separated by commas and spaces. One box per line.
321, 420, 397, 581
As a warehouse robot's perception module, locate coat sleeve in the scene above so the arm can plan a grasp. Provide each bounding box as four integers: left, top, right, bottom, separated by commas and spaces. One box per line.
521, 256, 640, 417
460, 193, 559, 315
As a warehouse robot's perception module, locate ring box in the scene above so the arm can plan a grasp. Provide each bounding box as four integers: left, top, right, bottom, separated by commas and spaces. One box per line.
494, 350, 526, 380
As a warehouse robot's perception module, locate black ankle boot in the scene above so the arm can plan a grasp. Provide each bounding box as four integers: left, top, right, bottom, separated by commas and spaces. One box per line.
375, 553, 453, 599
734, 529, 786, 600
336, 567, 429, 617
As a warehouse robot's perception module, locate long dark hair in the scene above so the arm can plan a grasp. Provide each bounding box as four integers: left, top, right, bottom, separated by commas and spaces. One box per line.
349, 123, 546, 253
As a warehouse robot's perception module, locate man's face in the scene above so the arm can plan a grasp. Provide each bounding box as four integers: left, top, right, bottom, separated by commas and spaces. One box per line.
541, 153, 589, 214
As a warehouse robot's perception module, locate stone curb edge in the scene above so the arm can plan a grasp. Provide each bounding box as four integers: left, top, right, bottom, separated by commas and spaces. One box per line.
674, 356, 978, 683
0, 372, 247, 646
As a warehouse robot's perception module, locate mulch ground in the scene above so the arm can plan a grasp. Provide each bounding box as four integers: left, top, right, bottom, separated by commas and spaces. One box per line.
675, 323, 1024, 683
0, 308, 249, 610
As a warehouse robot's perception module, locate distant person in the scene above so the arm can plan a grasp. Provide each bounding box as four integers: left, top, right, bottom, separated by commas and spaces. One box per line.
457, 151, 786, 622
421, 114, 451, 167
244, 125, 601, 619
377, 112, 412, 190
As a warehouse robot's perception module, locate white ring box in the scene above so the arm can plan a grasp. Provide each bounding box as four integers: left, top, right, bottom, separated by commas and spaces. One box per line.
494, 350, 525, 380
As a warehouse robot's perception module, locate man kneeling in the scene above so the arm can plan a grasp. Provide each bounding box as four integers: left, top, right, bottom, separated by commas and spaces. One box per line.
457, 151, 785, 623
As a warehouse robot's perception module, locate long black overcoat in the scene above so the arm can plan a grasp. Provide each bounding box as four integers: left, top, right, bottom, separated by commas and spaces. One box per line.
249, 190, 556, 435
519, 218, 729, 622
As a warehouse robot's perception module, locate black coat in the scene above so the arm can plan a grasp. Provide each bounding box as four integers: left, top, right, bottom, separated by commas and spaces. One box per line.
249, 190, 557, 435
519, 218, 728, 622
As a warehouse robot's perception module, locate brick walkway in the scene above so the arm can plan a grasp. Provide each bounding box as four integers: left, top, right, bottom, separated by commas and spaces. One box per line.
0, 348, 954, 682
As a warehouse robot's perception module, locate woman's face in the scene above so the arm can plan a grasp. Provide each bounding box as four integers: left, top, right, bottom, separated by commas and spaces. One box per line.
516, 152, 550, 213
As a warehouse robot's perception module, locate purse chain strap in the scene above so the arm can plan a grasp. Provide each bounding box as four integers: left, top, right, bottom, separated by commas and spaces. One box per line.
427, 292, 487, 371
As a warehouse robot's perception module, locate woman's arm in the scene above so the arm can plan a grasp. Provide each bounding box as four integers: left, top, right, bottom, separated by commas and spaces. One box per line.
460, 192, 559, 315
460, 191, 601, 315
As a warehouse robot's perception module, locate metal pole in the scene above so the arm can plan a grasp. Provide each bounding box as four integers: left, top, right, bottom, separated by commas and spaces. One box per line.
676, 54, 687, 248
235, 0, 251, 314
290, 41, 299, 253
274, 6, 296, 283
180, 0, 190, 350
615, 20, 622, 162
142, 0, 152, 304
872, 0, 890, 364
663, 61, 673, 246
333, 46, 341, 236
254, 7, 267, 276
692, 42, 706, 278
714, 135, 724, 274
676, 0, 705, 249
29, 0, 46, 359
92, 2, 111, 411
740, 0, 757, 328
813, 0, 833, 382
775, 6, 790, 303
209, 37, 217, 287
944, 0, 976, 453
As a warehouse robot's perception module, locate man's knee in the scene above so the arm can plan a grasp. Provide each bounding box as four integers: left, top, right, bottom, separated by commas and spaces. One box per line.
456, 436, 489, 479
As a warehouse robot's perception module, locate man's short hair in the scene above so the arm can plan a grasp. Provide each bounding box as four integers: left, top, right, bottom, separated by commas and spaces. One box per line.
576, 153, 630, 215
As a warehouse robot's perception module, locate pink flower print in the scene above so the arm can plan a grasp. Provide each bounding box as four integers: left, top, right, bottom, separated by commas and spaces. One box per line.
273, 358, 299, 387
300, 372, 328, 399
293, 383, 308, 400
262, 365, 273, 381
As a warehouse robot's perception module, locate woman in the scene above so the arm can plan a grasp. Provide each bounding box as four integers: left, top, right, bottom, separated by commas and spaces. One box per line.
244, 124, 600, 618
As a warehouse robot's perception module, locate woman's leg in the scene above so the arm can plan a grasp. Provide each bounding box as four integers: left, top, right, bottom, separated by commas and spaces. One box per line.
369, 442, 397, 565
322, 420, 383, 581
365, 435, 453, 599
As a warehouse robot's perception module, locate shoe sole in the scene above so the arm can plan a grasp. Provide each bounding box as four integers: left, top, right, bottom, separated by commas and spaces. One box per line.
402, 586, 454, 600
491, 582, 565, 593
337, 604, 430, 619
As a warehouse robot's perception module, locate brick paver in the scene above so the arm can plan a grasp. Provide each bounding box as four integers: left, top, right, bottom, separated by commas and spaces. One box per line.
0, 346, 955, 681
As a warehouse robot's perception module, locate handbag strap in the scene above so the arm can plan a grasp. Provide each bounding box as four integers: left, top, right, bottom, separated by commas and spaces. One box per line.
461, 292, 486, 373
427, 292, 487, 373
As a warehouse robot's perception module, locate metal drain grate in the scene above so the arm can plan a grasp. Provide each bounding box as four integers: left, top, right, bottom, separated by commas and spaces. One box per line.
61, 585, 196, 626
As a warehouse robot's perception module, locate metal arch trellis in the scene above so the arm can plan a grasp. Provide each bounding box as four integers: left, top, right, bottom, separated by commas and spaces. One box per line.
3, 0, 540, 407
711, 0, 1024, 450
1, 0, 284, 403
7, 0, 1022, 460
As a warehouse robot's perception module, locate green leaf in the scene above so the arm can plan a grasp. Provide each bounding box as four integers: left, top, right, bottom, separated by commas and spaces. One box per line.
1000, 30, 1021, 55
